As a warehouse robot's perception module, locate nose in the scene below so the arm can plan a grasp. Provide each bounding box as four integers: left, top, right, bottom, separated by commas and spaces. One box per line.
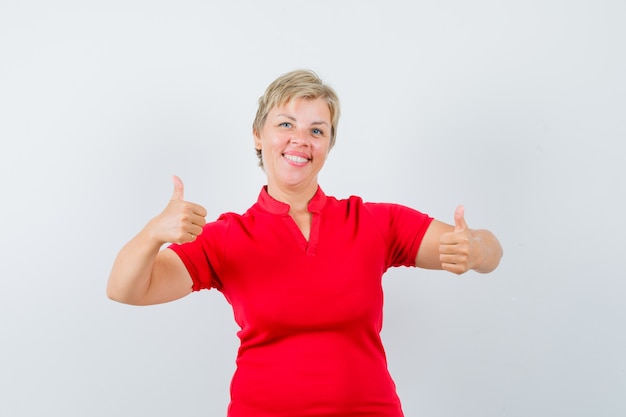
290, 128, 310, 146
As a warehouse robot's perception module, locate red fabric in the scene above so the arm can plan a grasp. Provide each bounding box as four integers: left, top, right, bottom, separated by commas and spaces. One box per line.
169, 186, 433, 417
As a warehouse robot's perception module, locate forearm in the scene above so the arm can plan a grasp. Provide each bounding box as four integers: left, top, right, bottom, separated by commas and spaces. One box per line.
106, 177, 205, 305
470, 229, 503, 273
106, 223, 163, 304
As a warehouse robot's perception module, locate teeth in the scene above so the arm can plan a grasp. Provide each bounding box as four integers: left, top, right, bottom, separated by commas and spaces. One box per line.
284, 154, 308, 163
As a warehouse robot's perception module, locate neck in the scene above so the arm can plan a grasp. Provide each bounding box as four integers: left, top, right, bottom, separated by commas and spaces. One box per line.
266, 181, 318, 213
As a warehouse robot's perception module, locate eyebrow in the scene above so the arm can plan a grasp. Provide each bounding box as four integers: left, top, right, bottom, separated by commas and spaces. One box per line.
276, 114, 330, 126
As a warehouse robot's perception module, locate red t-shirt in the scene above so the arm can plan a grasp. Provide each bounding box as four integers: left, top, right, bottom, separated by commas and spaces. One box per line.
169, 186, 433, 417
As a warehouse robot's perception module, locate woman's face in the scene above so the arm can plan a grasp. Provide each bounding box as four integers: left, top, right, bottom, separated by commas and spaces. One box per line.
254, 97, 332, 194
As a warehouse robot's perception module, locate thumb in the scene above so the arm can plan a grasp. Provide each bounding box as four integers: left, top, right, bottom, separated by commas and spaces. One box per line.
171, 175, 185, 201
454, 205, 468, 232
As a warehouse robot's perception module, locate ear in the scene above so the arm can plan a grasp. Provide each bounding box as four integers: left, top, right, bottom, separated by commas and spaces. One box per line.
253, 129, 261, 150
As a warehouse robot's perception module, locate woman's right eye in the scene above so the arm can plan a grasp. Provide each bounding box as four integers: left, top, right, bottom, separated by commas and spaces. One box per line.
279, 122, 292, 128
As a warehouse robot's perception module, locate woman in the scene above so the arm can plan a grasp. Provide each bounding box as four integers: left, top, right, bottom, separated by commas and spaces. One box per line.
107, 69, 503, 416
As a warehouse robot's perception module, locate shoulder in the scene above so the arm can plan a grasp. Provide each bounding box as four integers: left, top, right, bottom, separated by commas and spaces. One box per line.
324, 194, 364, 206
323, 193, 431, 218
322, 194, 412, 216
322, 195, 408, 229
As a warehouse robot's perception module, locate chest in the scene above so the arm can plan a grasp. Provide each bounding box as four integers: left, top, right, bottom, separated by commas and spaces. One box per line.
220, 211, 388, 333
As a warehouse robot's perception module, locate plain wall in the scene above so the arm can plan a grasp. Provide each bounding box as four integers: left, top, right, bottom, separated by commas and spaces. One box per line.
1, 1, 624, 416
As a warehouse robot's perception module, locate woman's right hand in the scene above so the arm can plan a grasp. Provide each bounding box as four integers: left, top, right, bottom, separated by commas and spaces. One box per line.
107, 176, 206, 305
148, 175, 208, 245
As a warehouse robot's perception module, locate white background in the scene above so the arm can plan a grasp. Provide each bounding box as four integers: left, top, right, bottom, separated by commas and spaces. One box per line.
1, 1, 625, 416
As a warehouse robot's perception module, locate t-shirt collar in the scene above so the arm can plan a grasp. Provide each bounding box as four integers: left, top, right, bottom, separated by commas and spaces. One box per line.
256, 185, 327, 215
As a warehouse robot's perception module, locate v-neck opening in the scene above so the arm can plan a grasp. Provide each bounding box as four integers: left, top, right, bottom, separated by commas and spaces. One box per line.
281, 212, 320, 255
255, 186, 326, 255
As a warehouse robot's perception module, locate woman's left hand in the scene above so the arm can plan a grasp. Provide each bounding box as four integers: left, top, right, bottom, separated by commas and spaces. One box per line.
439, 206, 479, 274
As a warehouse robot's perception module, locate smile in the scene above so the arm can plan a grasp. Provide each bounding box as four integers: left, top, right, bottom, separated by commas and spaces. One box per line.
283, 154, 310, 164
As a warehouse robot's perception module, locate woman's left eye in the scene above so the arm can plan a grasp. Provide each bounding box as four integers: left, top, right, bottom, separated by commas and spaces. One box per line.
312, 128, 323, 135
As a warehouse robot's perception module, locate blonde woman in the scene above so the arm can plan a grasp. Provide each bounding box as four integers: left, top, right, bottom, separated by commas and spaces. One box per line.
107, 69, 503, 417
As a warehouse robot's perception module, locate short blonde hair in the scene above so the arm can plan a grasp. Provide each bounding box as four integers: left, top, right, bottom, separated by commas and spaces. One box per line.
253, 69, 341, 167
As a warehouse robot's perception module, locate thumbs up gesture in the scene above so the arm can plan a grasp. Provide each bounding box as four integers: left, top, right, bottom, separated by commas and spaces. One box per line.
148, 176, 208, 245
439, 205, 477, 274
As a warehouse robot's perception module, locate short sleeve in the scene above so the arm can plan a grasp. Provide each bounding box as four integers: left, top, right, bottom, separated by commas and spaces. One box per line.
364, 202, 433, 268
168, 215, 230, 291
